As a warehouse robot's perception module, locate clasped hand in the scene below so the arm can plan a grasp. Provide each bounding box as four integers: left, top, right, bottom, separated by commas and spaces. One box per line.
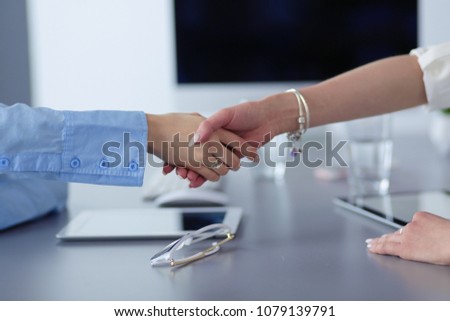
146, 112, 258, 185
160, 94, 297, 187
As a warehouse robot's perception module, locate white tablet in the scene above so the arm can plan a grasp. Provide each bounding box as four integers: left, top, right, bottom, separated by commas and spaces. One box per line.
56, 207, 242, 240
334, 190, 450, 228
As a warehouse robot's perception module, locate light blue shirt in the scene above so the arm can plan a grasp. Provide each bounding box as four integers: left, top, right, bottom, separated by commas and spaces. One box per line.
0, 103, 148, 230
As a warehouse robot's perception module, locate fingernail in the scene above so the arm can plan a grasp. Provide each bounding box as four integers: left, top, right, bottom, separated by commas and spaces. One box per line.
189, 132, 200, 147
162, 171, 167, 176
365, 239, 372, 243
367, 243, 372, 248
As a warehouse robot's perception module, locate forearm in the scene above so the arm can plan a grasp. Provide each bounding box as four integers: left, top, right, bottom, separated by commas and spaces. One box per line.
305, 55, 426, 126
0, 175, 67, 230
266, 55, 427, 133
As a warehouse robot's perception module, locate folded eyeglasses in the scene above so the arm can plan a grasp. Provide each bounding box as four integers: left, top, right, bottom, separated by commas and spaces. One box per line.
150, 223, 235, 267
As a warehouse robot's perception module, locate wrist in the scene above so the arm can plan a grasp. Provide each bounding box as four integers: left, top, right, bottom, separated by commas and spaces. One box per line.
264, 92, 302, 136
146, 113, 167, 157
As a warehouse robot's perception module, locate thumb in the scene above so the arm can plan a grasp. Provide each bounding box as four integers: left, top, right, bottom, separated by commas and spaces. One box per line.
192, 108, 235, 145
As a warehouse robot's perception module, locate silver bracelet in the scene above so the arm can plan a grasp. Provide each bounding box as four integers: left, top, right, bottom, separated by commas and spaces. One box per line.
285, 88, 310, 155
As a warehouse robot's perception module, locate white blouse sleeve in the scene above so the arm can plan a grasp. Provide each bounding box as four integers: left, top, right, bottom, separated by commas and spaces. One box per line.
410, 42, 450, 111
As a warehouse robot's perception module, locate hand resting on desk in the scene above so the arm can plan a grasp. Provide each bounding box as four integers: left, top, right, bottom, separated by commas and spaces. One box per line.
366, 212, 450, 266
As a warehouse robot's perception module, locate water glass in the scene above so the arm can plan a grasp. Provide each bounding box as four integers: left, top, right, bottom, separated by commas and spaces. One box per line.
256, 135, 292, 181
346, 114, 393, 197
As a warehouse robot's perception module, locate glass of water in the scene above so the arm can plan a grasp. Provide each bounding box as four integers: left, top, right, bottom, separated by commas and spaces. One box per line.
256, 134, 293, 181
346, 114, 393, 197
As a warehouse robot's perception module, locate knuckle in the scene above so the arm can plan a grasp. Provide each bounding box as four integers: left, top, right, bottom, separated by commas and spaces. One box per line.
201, 118, 211, 128
226, 141, 240, 151
401, 224, 409, 234
376, 242, 385, 253
412, 211, 427, 221
232, 160, 241, 170
210, 174, 220, 182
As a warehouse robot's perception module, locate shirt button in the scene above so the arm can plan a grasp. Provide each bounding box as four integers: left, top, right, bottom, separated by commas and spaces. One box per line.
70, 157, 81, 169
0, 157, 10, 168
99, 158, 110, 169
129, 161, 139, 172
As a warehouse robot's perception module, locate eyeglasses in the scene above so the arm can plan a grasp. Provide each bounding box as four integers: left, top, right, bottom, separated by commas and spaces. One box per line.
150, 224, 235, 267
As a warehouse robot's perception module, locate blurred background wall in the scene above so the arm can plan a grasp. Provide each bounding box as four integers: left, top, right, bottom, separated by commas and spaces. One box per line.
0, 0, 31, 105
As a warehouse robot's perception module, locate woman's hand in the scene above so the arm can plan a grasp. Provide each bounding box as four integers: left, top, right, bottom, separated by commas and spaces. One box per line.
147, 113, 255, 183
194, 93, 300, 147
366, 211, 450, 265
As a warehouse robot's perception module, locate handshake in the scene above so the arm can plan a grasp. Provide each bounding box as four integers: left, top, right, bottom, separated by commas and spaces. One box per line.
146, 92, 301, 188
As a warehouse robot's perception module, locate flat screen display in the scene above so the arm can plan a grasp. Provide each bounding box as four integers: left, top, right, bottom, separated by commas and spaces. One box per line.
335, 190, 450, 228
174, 0, 417, 83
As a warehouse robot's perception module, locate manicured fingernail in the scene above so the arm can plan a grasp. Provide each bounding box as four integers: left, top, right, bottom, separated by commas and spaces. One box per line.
365, 239, 372, 243
367, 243, 372, 248
189, 132, 200, 147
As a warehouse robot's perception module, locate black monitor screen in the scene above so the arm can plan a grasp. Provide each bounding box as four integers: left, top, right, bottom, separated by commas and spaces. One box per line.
174, 0, 417, 83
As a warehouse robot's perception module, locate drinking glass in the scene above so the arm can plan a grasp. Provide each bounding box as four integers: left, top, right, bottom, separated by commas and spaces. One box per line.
346, 114, 393, 197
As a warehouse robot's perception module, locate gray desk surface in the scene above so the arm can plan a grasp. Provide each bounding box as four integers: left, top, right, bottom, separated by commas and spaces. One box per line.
1, 135, 449, 300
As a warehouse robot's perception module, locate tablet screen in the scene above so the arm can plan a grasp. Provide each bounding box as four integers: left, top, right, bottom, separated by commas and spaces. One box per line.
336, 190, 450, 227
182, 211, 225, 230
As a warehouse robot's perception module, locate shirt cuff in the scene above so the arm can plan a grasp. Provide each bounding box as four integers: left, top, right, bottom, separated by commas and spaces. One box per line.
59, 110, 148, 186
410, 42, 450, 111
